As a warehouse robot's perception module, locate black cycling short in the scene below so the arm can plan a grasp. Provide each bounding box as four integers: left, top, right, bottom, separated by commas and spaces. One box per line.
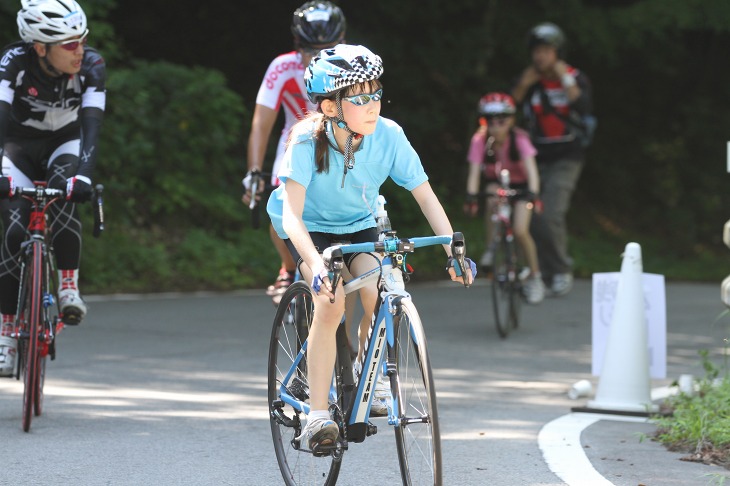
284, 227, 379, 273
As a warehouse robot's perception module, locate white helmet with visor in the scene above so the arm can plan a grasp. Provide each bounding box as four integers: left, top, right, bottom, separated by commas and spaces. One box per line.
17, 0, 88, 44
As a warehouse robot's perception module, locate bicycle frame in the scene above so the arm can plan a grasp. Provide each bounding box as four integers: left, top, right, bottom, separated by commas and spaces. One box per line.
10, 182, 103, 431
276, 234, 460, 441
485, 170, 527, 338
12, 183, 64, 432
14, 185, 64, 359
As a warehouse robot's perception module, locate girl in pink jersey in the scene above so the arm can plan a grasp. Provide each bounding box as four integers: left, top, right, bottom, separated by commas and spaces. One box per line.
464, 92, 545, 304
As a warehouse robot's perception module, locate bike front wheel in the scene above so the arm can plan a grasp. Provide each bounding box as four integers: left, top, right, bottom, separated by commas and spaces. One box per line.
268, 281, 342, 486
491, 231, 519, 338
21, 242, 44, 432
392, 299, 442, 485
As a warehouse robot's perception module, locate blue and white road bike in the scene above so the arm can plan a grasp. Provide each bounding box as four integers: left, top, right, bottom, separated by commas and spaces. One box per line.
267, 218, 470, 486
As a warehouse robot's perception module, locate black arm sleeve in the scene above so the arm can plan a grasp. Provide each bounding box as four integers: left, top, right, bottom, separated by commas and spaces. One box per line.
0, 101, 11, 161
571, 71, 593, 116
76, 106, 104, 179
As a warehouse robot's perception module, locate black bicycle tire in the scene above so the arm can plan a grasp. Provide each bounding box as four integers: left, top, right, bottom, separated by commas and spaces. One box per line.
506, 238, 522, 332
491, 227, 513, 339
34, 247, 54, 417
22, 242, 42, 432
268, 281, 342, 486
392, 300, 442, 485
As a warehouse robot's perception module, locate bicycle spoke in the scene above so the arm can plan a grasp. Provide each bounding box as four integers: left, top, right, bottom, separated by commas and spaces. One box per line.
268, 282, 341, 486
393, 300, 441, 485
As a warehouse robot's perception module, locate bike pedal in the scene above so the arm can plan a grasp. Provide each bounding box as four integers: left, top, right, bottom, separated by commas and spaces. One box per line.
60, 312, 82, 326
310, 442, 338, 457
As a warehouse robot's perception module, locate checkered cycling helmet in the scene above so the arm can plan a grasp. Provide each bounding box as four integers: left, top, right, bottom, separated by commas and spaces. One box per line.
305, 44, 384, 104
292, 1, 346, 47
478, 92, 516, 116
17, 0, 88, 44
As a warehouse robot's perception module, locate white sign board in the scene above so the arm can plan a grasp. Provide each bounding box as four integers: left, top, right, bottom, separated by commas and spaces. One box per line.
591, 272, 667, 379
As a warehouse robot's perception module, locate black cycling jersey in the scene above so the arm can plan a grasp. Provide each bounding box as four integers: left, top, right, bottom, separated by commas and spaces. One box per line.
0, 41, 106, 179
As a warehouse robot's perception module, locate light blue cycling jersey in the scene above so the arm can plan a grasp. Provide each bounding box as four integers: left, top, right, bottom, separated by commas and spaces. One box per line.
267, 116, 428, 239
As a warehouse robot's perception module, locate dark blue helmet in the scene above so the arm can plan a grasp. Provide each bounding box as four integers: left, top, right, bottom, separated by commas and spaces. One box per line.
291, 1, 346, 48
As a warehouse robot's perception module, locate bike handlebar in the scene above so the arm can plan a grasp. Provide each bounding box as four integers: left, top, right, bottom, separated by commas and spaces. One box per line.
15, 182, 105, 238
14, 186, 65, 198
323, 234, 453, 258
485, 188, 533, 200
246, 170, 270, 230
322, 232, 471, 299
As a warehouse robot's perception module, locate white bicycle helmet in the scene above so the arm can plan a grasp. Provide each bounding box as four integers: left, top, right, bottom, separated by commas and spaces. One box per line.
17, 0, 88, 44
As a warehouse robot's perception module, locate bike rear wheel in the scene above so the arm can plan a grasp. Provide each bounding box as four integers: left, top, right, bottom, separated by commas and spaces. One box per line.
268, 282, 342, 486
21, 242, 43, 432
491, 230, 520, 338
392, 299, 442, 485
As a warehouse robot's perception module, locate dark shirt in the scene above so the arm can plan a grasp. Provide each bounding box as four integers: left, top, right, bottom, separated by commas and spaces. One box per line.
0, 41, 106, 178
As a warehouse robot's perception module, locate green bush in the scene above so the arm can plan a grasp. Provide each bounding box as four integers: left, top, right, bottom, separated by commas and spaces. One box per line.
654, 350, 730, 470
80, 60, 278, 293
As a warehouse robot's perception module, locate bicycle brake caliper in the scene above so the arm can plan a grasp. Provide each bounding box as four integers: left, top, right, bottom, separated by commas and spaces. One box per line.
43, 292, 54, 308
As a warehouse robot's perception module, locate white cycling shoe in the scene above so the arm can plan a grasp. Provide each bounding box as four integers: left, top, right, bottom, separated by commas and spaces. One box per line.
354, 360, 391, 417
59, 288, 87, 325
370, 374, 392, 417
0, 335, 17, 377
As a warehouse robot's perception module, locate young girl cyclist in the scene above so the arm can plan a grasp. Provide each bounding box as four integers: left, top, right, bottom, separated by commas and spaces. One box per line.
267, 44, 475, 450
464, 92, 545, 304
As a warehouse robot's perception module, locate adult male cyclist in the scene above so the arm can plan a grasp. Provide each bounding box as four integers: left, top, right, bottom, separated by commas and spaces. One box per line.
242, 1, 346, 297
0, 0, 106, 377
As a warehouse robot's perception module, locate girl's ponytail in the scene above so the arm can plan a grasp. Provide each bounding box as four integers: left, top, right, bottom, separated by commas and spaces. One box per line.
286, 112, 332, 174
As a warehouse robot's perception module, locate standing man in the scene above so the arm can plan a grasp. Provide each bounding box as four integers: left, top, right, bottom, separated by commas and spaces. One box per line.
242, 1, 346, 297
512, 22, 593, 296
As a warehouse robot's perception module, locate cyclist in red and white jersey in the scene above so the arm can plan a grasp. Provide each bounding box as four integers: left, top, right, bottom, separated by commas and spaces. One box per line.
0, 0, 106, 376
242, 1, 346, 297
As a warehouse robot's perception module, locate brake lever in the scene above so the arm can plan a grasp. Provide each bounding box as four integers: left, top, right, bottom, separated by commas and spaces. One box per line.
323, 247, 344, 303
450, 232, 470, 288
92, 184, 104, 238
249, 170, 261, 230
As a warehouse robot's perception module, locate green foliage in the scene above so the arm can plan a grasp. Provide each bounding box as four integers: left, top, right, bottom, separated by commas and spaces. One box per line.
80, 60, 277, 292
654, 350, 730, 469
346, 0, 730, 282
99, 60, 245, 228
2, 0, 729, 291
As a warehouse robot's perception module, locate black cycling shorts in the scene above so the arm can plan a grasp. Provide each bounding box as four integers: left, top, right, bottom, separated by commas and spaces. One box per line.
284, 227, 379, 273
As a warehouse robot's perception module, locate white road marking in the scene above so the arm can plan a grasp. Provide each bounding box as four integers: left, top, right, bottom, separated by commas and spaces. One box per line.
538, 386, 677, 486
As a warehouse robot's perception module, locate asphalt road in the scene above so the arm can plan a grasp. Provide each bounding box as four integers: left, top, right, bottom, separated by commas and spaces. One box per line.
0, 278, 728, 485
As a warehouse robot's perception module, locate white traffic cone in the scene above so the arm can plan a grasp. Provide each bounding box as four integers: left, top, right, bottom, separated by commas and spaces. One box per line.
584, 242, 658, 415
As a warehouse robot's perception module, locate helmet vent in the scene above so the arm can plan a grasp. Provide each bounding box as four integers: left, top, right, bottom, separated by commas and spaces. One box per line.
328, 59, 353, 70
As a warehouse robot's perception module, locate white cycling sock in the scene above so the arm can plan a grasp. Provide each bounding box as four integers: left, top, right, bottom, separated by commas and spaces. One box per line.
59, 269, 79, 291
1, 314, 14, 335
307, 410, 330, 422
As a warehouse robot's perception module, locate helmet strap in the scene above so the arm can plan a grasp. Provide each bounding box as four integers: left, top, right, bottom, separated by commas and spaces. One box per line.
330, 92, 363, 188
38, 48, 64, 77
